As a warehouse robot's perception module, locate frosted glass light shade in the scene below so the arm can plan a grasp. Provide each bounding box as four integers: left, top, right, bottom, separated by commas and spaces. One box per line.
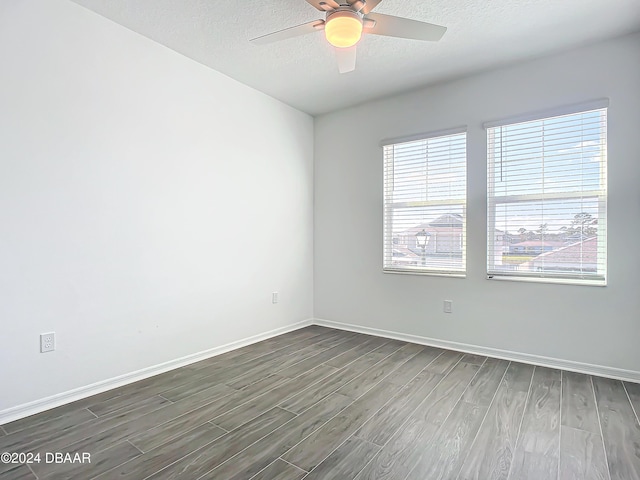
325, 11, 363, 48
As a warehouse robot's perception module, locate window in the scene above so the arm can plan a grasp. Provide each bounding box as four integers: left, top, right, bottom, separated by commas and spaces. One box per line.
487, 106, 607, 285
383, 130, 467, 275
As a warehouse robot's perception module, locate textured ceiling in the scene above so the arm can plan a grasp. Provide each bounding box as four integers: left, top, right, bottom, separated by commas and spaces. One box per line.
70, 0, 640, 115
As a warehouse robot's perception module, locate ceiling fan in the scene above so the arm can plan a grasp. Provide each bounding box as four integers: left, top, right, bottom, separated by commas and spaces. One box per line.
250, 0, 447, 74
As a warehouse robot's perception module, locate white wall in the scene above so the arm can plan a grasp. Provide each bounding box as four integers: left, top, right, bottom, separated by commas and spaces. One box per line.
0, 0, 313, 412
314, 33, 640, 374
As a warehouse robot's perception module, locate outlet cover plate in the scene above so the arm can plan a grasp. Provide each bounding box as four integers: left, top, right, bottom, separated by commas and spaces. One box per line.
444, 300, 452, 314
40, 332, 55, 353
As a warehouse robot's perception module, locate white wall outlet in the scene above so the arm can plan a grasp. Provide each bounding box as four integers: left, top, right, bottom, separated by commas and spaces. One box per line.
40, 332, 55, 353
272, 292, 279, 304
444, 300, 453, 314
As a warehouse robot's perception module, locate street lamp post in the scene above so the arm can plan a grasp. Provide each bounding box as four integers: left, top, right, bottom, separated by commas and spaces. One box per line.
415, 229, 431, 267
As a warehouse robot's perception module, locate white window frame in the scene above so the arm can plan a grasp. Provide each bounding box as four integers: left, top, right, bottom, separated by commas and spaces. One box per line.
382, 127, 467, 277
485, 100, 608, 286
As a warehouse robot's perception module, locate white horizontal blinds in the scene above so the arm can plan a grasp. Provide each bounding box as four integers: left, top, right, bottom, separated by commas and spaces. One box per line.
487, 108, 607, 284
383, 132, 467, 274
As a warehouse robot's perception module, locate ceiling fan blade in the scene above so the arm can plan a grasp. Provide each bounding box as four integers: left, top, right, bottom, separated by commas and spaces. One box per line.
305, 0, 340, 11
364, 12, 446, 41
250, 20, 325, 45
335, 46, 356, 74
360, 0, 383, 15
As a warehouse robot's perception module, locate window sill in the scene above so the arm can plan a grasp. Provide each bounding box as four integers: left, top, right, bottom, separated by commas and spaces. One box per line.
383, 268, 466, 278
486, 274, 606, 287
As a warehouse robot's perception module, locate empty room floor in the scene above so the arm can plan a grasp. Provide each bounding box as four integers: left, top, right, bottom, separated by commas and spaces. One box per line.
1, 325, 639, 479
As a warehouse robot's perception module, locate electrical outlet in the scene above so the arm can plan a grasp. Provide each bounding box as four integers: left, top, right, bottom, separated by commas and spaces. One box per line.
40, 332, 55, 353
272, 292, 279, 304
444, 300, 453, 314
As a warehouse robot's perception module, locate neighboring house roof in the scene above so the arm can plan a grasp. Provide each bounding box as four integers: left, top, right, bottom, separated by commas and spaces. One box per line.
429, 213, 463, 227
401, 225, 463, 235
397, 216, 464, 237
521, 237, 598, 268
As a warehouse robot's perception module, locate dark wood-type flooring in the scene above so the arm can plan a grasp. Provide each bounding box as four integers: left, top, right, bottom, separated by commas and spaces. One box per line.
1, 326, 639, 479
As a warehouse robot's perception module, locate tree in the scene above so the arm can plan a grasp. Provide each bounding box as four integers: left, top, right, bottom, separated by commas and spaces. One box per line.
536, 223, 548, 236
518, 228, 527, 241
567, 213, 598, 237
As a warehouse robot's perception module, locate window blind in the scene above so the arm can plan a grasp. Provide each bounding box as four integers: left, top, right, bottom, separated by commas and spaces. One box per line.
487, 108, 607, 285
383, 132, 467, 275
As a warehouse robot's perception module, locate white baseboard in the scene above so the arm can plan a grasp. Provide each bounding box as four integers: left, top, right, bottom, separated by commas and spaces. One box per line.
313, 318, 640, 384
0, 319, 313, 425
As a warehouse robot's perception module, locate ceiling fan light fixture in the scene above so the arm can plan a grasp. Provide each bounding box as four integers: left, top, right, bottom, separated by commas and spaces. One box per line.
325, 10, 363, 48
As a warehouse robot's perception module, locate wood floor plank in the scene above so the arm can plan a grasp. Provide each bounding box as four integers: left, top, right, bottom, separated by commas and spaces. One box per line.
336, 343, 422, 399
354, 369, 444, 446
2, 402, 94, 435
356, 339, 409, 364
408, 361, 481, 428
457, 362, 534, 480
213, 364, 337, 431
205, 393, 354, 480
461, 353, 487, 366
158, 343, 315, 401
559, 425, 610, 480
30, 373, 285, 459
31, 397, 179, 461
152, 379, 238, 404
276, 338, 363, 378
405, 359, 509, 480
508, 366, 561, 480
125, 374, 291, 453
461, 357, 509, 406
510, 452, 558, 479
504, 360, 537, 392
87, 389, 174, 417
306, 330, 358, 349
126, 401, 229, 453
424, 350, 464, 374
593, 376, 640, 480
96, 423, 226, 479
0, 408, 97, 447
276, 335, 368, 378
0, 464, 36, 479
0, 395, 171, 454
144, 407, 295, 480
282, 379, 398, 471
37, 440, 142, 480
562, 371, 601, 433
406, 400, 486, 480
324, 336, 390, 368
158, 335, 337, 403
385, 346, 444, 386
304, 437, 380, 480
279, 345, 399, 414
354, 361, 480, 480
624, 382, 640, 424
225, 344, 330, 390
251, 459, 306, 480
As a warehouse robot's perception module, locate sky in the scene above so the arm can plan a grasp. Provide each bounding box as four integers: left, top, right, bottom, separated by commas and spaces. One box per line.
489, 109, 606, 233
385, 109, 606, 236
